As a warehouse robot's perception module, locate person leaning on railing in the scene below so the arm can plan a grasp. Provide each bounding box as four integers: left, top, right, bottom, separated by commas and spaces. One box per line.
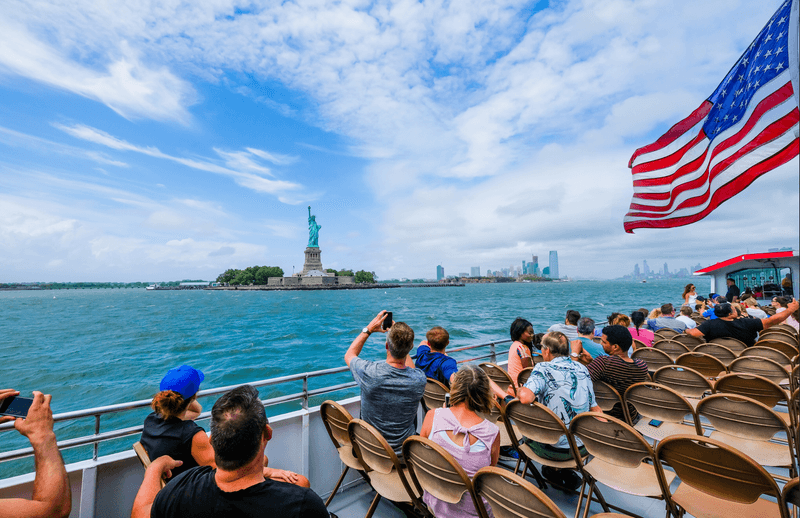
0, 389, 70, 518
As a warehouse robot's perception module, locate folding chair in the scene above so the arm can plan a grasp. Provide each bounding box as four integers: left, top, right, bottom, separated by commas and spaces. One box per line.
730, 356, 790, 387
675, 352, 727, 379
320, 400, 368, 507
421, 378, 449, 412
479, 363, 517, 396
652, 340, 690, 360
671, 333, 704, 348
592, 380, 630, 424
654, 328, 680, 340
709, 337, 748, 355
402, 436, 480, 517
693, 343, 738, 367
348, 419, 429, 518
501, 399, 585, 491
740, 346, 793, 367
783, 477, 800, 517
569, 412, 675, 518
623, 382, 701, 444
754, 340, 799, 361
652, 365, 713, 409
696, 393, 797, 480
630, 348, 673, 375
713, 373, 792, 428
473, 466, 567, 518
517, 367, 533, 388
132, 441, 166, 489
656, 435, 787, 518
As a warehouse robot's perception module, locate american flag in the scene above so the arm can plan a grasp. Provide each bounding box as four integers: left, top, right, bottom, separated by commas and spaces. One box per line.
624, 0, 799, 233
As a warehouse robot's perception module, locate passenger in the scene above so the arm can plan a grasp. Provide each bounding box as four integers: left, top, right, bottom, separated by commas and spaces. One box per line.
772, 297, 800, 331
548, 310, 581, 341
570, 317, 605, 362
518, 333, 599, 490
0, 390, 70, 518
725, 278, 741, 303
687, 300, 800, 347
682, 283, 697, 307
703, 296, 727, 319
132, 385, 328, 518
647, 308, 661, 320
414, 326, 458, 388
419, 366, 500, 518
506, 318, 534, 389
611, 313, 631, 328
675, 306, 697, 329
140, 365, 307, 487
628, 311, 654, 347
587, 325, 648, 422
782, 274, 793, 293
345, 310, 427, 456
646, 303, 687, 332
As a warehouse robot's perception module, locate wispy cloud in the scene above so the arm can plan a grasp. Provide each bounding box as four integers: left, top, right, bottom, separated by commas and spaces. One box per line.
0, 125, 129, 167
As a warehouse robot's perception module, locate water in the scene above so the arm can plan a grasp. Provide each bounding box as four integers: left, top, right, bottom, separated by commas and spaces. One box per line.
0, 278, 707, 475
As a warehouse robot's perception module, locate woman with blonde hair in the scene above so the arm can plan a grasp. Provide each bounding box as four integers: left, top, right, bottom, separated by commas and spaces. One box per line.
419, 365, 500, 517
647, 308, 662, 320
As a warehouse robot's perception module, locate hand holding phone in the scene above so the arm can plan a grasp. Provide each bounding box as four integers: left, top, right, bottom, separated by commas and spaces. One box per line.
0, 394, 33, 419
382, 311, 393, 330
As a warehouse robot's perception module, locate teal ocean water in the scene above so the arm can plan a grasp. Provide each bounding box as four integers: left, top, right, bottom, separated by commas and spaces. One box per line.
0, 279, 708, 475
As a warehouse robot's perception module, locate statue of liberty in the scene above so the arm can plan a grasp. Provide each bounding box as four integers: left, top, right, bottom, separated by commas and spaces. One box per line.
307, 206, 321, 248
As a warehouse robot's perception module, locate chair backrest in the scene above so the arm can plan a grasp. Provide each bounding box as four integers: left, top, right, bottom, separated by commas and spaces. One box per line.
569, 412, 657, 469
422, 378, 449, 412
477, 398, 503, 424
696, 393, 789, 442
713, 372, 787, 408
592, 380, 626, 419
761, 328, 800, 344
671, 333, 705, 348
402, 436, 477, 508
652, 340, 690, 360
675, 352, 727, 379
693, 343, 738, 366
516, 367, 533, 388
473, 466, 568, 518
631, 347, 674, 373
623, 382, 700, 434
739, 346, 793, 366
654, 328, 680, 339
479, 362, 516, 394
348, 418, 400, 475
753, 339, 798, 361
531, 354, 546, 366
632, 338, 647, 351
783, 477, 800, 516
591, 337, 602, 344
133, 442, 166, 489
708, 337, 748, 355
503, 400, 574, 451
321, 400, 355, 449
729, 356, 789, 384
766, 324, 800, 338
652, 365, 713, 398
656, 435, 784, 510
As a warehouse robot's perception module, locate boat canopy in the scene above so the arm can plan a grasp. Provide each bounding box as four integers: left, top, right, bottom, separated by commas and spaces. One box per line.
693, 250, 798, 302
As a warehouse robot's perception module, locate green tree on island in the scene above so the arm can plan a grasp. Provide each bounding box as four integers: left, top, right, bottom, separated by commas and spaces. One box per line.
217, 266, 284, 285
354, 270, 376, 284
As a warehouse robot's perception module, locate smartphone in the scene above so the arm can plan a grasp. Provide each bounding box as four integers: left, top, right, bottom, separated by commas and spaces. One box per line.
445, 394, 450, 407
0, 396, 33, 418
382, 311, 393, 330
648, 419, 663, 428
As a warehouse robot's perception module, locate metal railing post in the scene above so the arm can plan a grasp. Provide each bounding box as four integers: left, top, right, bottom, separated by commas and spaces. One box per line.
302, 375, 309, 410
490, 342, 496, 363
93, 415, 100, 461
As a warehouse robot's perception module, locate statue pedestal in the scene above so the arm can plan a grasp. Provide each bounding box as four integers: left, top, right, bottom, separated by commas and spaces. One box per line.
297, 247, 328, 276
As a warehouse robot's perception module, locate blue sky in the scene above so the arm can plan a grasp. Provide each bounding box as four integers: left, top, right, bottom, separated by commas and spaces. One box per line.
0, 0, 797, 282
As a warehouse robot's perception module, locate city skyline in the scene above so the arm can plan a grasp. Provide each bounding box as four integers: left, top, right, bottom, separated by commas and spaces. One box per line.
0, 1, 796, 282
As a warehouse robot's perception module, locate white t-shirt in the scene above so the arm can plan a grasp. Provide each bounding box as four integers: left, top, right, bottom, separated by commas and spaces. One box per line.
675, 315, 697, 329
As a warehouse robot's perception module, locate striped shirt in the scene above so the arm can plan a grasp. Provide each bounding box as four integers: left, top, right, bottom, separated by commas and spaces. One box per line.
587, 355, 648, 421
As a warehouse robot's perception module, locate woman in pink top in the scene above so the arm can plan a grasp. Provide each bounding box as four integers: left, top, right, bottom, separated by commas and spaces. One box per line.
506, 318, 534, 389
628, 310, 654, 347
419, 366, 500, 517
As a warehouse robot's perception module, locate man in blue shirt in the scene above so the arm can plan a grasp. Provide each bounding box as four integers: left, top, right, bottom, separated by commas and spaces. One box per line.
414, 326, 459, 387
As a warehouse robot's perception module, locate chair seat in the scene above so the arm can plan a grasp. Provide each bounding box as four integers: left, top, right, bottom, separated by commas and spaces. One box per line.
518, 442, 584, 469
337, 445, 362, 470
583, 457, 675, 498
368, 467, 420, 503
671, 480, 781, 518
707, 431, 792, 467
634, 421, 697, 442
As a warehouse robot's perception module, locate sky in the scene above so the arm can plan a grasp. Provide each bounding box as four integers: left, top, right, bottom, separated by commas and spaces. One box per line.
0, 0, 797, 282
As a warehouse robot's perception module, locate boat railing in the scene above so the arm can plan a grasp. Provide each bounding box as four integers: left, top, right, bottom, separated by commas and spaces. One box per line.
0, 338, 511, 467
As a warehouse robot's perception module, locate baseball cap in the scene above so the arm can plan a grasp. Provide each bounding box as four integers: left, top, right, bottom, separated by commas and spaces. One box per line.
160, 365, 204, 399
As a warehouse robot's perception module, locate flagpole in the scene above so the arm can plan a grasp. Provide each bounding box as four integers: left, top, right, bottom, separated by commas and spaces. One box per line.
790, 0, 800, 135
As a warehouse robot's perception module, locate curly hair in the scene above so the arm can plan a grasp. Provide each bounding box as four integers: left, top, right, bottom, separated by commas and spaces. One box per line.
151, 390, 194, 420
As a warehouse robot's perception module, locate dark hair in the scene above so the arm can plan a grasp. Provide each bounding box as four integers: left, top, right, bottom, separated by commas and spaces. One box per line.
151, 391, 194, 420
630, 311, 646, 330
679, 306, 693, 316
660, 303, 674, 315
387, 322, 415, 359
565, 310, 581, 325
541, 332, 569, 357
714, 303, 733, 318
531, 333, 546, 350
606, 312, 620, 325
775, 296, 790, 308
682, 283, 695, 298
449, 366, 493, 413
510, 318, 533, 342
577, 317, 595, 335
426, 326, 449, 351
602, 325, 633, 352
210, 385, 267, 471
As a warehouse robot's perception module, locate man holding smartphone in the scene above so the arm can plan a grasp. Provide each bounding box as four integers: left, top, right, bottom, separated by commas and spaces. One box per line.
0, 389, 71, 518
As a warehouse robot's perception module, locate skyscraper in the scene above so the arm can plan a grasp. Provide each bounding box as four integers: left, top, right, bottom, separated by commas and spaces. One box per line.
663, 262, 669, 275
471, 266, 480, 277
531, 255, 539, 276
549, 251, 559, 280
634, 263, 640, 278
436, 265, 444, 281
643, 260, 650, 276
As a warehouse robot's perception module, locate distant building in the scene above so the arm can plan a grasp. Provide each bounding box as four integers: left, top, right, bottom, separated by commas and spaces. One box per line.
549, 251, 559, 279
543, 266, 550, 277
486, 269, 492, 276
436, 265, 444, 281
531, 255, 539, 276
471, 266, 480, 277
459, 272, 468, 278
643, 260, 650, 276
634, 264, 640, 277
663, 262, 669, 275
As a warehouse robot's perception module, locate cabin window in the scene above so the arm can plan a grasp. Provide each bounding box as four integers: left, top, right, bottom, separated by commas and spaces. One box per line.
728, 266, 792, 298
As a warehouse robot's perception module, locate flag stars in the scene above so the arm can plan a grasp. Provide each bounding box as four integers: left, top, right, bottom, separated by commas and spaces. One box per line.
777, 16, 786, 25
776, 45, 784, 54
776, 62, 785, 71
764, 63, 771, 71
765, 50, 773, 58
764, 34, 773, 43
732, 115, 738, 122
